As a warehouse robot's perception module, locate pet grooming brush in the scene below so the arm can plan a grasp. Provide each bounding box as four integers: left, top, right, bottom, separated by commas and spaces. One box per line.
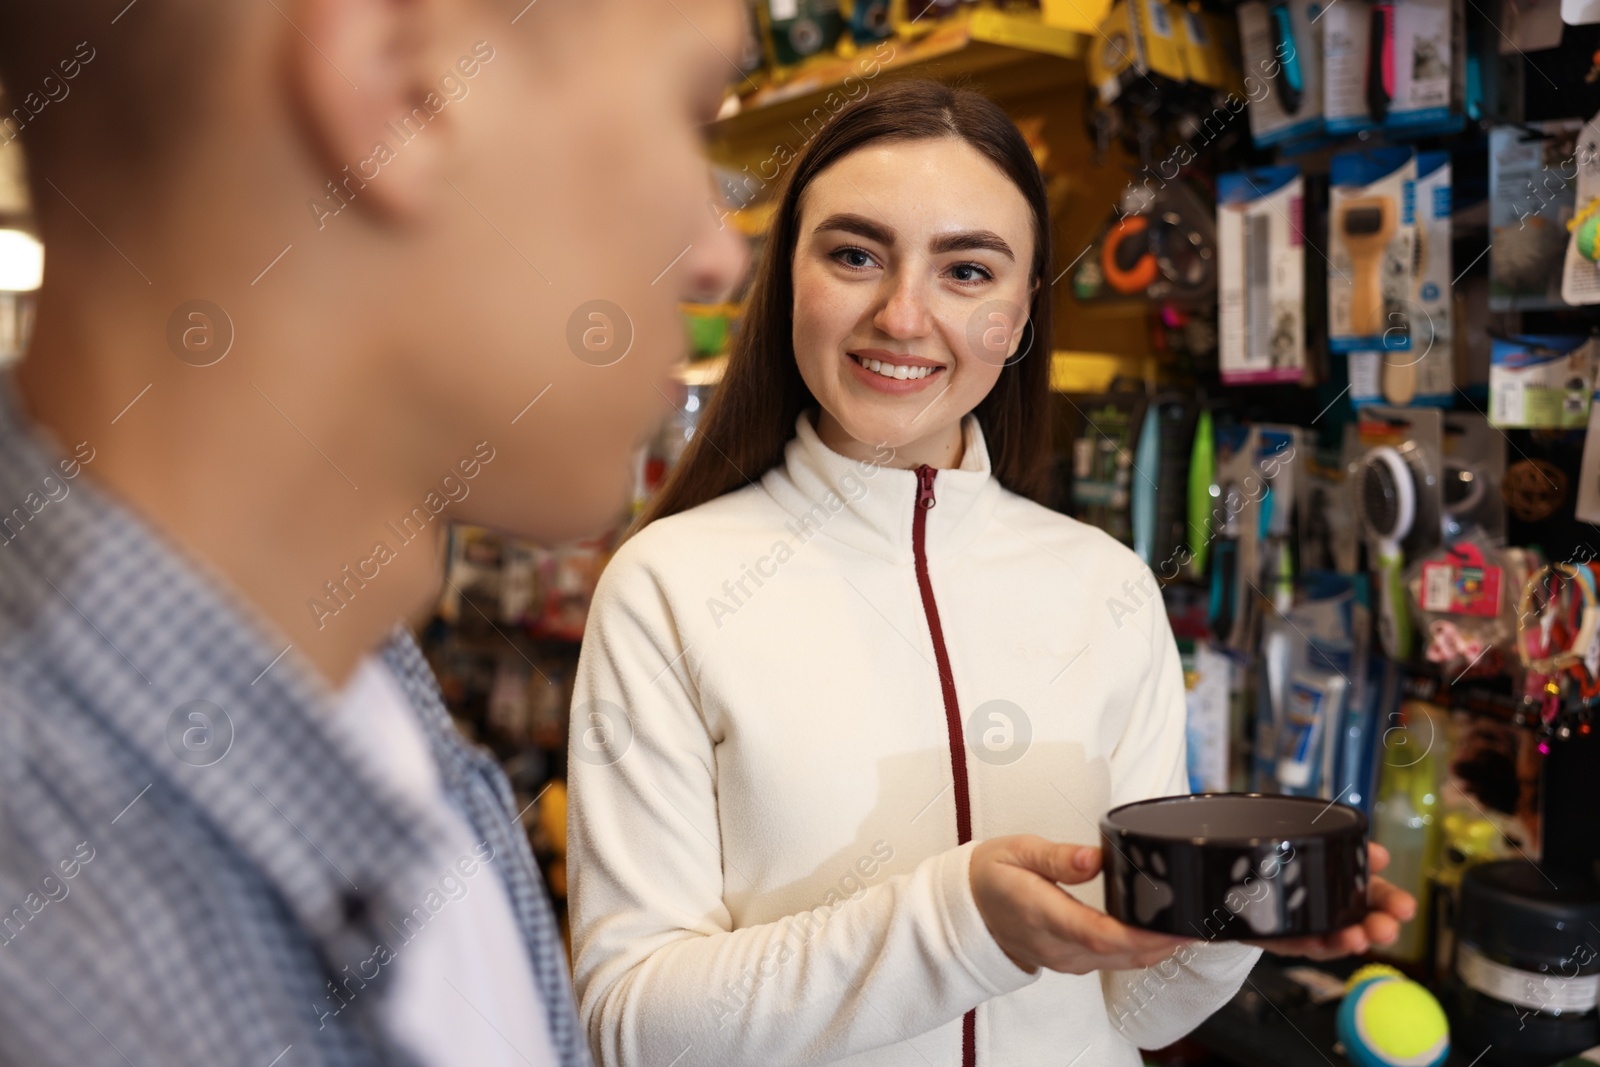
1383, 351, 1419, 406
1244, 214, 1272, 369
1269, 1, 1303, 114
1382, 223, 1427, 405
1339, 197, 1398, 337
1358, 446, 1417, 659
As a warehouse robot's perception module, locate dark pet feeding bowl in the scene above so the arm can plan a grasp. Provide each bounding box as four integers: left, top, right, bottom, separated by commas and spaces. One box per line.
1101, 793, 1370, 940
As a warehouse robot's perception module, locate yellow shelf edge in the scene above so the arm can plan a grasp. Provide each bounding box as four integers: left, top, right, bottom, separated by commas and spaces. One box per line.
713, 12, 1089, 138
968, 9, 1091, 59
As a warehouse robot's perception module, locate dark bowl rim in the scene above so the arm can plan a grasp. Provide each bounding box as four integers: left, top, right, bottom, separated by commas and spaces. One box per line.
1101, 792, 1369, 849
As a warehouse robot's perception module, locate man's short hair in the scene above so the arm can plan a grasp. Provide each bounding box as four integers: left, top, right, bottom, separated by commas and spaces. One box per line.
0, 1, 226, 206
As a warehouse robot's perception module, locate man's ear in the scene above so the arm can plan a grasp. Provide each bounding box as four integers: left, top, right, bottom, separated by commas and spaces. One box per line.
285, 0, 456, 226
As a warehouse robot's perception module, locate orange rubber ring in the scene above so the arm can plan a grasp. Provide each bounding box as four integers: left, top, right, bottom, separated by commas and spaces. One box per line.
1103, 215, 1159, 295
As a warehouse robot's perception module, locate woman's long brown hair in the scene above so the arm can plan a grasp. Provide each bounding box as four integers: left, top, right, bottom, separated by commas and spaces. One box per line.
634, 78, 1055, 535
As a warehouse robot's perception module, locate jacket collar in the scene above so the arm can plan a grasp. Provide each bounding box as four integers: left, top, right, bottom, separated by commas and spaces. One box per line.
760, 408, 1000, 564
0, 371, 456, 982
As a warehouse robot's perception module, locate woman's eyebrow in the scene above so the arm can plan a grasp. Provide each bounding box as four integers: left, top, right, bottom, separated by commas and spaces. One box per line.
813, 213, 1015, 262
929, 230, 1015, 260
813, 212, 896, 246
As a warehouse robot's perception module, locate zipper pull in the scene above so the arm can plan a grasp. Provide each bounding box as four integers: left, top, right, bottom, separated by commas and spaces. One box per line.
915, 464, 937, 510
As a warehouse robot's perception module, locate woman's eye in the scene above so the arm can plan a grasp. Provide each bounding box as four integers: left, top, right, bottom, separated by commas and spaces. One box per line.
949, 262, 993, 284
830, 246, 877, 270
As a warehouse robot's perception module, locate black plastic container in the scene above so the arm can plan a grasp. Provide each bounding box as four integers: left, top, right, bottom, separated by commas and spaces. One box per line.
1100, 792, 1369, 940
1449, 860, 1600, 1067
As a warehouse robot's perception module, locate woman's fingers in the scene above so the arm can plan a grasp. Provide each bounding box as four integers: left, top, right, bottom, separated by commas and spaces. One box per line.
1058, 902, 1192, 962
1245, 859, 1418, 960
1367, 841, 1392, 875
1366, 875, 1417, 922
1007, 835, 1102, 886
973, 835, 1198, 975
1362, 910, 1401, 946
1017, 874, 1190, 970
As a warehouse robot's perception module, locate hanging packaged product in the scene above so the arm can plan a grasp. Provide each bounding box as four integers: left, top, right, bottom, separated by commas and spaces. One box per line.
1235, 0, 1324, 147
1203, 420, 1257, 643
1134, 0, 1188, 84
1320, 0, 1376, 136
1566, 0, 1600, 22
1224, 424, 1301, 655
1561, 110, 1600, 307
1183, 640, 1235, 794
1321, 0, 1461, 136
1410, 537, 1513, 682
1349, 151, 1453, 407
1487, 334, 1596, 429
1219, 166, 1307, 384
842, 0, 893, 42
1489, 120, 1582, 312
1132, 394, 1199, 573
1351, 406, 1444, 662
1383, 0, 1462, 134
1329, 148, 1416, 354
1298, 433, 1362, 575
1441, 412, 1507, 544
1074, 179, 1218, 303
1254, 425, 1302, 618
758, 0, 846, 69
1256, 575, 1365, 798
1173, 2, 1235, 90
1409, 151, 1453, 392
1089, 0, 1189, 105
1065, 390, 1148, 547
1573, 378, 1600, 524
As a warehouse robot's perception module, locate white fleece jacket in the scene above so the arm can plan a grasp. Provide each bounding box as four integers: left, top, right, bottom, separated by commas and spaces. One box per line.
567, 409, 1259, 1067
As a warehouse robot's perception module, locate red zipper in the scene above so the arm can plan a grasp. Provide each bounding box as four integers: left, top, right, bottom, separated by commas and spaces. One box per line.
911, 463, 977, 1067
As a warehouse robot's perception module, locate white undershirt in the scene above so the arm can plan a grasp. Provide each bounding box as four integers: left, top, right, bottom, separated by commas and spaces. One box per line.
323, 654, 559, 1067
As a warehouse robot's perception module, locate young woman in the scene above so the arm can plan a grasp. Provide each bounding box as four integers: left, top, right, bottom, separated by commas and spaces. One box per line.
566, 79, 1412, 1067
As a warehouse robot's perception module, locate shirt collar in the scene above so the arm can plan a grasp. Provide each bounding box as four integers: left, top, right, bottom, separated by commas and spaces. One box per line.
0, 371, 456, 964
760, 408, 1000, 564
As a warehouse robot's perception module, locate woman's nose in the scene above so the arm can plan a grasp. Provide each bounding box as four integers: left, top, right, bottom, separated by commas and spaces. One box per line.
872, 273, 933, 339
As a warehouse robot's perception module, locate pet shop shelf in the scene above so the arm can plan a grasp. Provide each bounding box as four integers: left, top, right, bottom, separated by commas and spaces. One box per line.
708, 10, 1092, 158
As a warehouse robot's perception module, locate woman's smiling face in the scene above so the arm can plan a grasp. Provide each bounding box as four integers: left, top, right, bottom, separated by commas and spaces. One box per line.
791, 135, 1038, 464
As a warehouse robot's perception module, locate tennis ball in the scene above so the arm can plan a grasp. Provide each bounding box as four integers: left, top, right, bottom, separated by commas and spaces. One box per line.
1337, 968, 1450, 1067
1578, 213, 1600, 264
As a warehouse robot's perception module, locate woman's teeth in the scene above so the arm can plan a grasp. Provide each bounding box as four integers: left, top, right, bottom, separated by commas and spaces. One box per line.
854, 355, 936, 380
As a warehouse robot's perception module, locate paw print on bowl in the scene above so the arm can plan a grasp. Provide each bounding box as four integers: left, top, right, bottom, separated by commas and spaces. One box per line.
1129, 844, 1176, 925
1224, 850, 1307, 936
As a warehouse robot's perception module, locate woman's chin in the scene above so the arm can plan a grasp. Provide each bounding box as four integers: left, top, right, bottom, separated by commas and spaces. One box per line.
822, 403, 945, 459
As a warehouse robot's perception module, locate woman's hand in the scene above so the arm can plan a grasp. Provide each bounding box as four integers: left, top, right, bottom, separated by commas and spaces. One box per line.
1244, 842, 1417, 960
970, 835, 1192, 975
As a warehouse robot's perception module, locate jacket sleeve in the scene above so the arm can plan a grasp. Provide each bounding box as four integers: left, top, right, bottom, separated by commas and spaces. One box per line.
566, 552, 1039, 1067
1097, 583, 1260, 1049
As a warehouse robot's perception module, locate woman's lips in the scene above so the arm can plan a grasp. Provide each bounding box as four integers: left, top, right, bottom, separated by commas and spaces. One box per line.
845, 352, 946, 395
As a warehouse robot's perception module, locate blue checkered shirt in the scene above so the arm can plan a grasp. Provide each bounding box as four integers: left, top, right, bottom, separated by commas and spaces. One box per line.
0, 372, 589, 1067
